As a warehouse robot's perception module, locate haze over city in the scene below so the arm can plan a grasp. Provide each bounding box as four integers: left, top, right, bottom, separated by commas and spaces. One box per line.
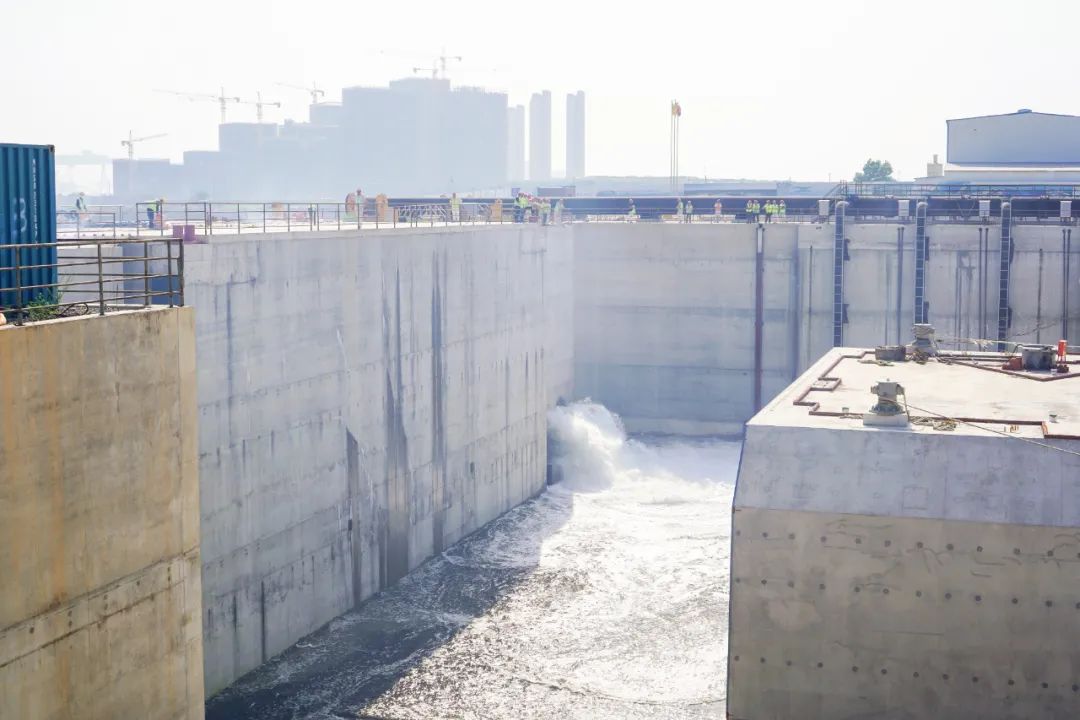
4, 0, 1078, 183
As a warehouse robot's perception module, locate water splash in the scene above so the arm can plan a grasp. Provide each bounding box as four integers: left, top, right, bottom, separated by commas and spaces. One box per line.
207, 401, 740, 720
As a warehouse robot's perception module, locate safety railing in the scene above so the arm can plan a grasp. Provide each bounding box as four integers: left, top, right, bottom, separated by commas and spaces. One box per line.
0, 237, 183, 326
76, 198, 1080, 237
834, 182, 1080, 199
56, 206, 127, 239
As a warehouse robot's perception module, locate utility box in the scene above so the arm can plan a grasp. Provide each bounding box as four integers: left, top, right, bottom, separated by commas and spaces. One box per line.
818, 199, 830, 217
979, 199, 991, 218
1062, 200, 1072, 219
897, 199, 910, 218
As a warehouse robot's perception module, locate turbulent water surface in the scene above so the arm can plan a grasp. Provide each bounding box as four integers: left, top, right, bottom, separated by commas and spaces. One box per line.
206, 402, 739, 719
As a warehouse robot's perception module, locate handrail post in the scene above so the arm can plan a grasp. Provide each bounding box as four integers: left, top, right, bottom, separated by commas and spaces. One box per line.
287, 203, 291, 232
263, 203, 267, 234
96, 241, 106, 316
209, 203, 214, 236
237, 203, 241, 235
143, 238, 150, 307
13, 245, 23, 325
166, 234, 175, 308
337, 202, 341, 231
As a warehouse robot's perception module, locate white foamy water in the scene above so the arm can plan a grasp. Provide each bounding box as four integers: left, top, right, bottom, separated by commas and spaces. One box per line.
207, 401, 739, 720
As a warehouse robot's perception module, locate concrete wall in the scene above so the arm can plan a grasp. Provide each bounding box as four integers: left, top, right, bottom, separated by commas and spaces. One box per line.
0, 308, 202, 720
573, 220, 1080, 434
186, 224, 573, 694
727, 348, 1080, 719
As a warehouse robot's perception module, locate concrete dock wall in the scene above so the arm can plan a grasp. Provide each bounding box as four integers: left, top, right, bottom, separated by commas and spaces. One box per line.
728, 348, 1080, 718
573, 221, 1080, 434
185, 224, 573, 694
0, 308, 202, 720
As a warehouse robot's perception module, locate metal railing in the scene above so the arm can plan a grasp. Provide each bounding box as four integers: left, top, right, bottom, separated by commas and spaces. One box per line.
56, 196, 1080, 239
833, 182, 1080, 199
0, 237, 183, 326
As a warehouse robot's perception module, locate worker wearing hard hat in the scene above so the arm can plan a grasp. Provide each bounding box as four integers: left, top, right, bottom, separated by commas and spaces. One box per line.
450, 192, 461, 223
685, 200, 694, 223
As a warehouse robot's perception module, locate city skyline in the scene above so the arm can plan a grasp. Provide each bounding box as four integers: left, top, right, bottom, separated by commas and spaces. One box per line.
5, 0, 1080, 187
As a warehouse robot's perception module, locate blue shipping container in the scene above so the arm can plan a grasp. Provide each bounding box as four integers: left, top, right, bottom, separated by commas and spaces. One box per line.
1, 143, 57, 310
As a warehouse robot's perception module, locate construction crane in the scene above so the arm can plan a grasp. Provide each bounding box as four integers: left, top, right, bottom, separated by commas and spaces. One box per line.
156, 87, 241, 123
120, 131, 167, 160
275, 81, 325, 105
412, 50, 462, 79
238, 92, 282, 122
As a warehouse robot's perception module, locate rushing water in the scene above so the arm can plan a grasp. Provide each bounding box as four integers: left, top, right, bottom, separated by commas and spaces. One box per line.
207, 402, 739, 720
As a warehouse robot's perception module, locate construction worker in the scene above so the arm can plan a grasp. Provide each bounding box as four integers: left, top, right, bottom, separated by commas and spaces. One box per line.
713, 200, 722, 223
75, 192, 87, 215
627, 199, 638, 223
514, 193, 525, 223
779, 199, 787, 220
675, 199, 684, 223
145, 199, 157, 229
356, 188, 365, 221
685, 200, 694, 223
555, 199, 564, 224
450, 192, 461, 223
766, 200, 775, 223
745, 199, 754, 223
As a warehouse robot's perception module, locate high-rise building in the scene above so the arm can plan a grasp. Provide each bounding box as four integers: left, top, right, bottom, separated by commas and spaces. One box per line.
529, 91, 552, 181
566, 91, 585, 179
340, 76, 508, 195
507, 105, 525, 182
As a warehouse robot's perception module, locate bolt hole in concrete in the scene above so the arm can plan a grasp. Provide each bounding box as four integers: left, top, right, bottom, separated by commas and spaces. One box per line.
206, 402, 737, 719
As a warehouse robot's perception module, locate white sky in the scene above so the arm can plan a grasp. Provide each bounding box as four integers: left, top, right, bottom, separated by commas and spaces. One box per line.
2, 0, 1077, 185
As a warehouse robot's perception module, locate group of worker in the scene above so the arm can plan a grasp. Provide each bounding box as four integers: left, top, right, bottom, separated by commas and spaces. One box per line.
514, 193, 563, 225
744, 199, 786, 222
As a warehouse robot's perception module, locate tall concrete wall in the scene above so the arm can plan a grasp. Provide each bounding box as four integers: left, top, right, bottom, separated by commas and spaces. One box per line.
0, 308, 202, 720
728, 349, 1080, 718
185, 224, 573, 694
574, 220, 1080, 434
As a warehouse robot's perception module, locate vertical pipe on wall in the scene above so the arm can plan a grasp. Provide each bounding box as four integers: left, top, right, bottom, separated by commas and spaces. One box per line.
754, 223, 765, 413
914, 201, 928, 324
997, 202, 1013, 349
832, 201, 848, 346
896, 226, 904, 344
1064, 228, 1072, 342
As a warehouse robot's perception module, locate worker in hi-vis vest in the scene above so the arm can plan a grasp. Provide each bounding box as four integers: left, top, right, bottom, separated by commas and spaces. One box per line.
450, 192, 461, 222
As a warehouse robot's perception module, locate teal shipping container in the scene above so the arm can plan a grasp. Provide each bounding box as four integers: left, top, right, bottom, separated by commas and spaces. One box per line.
1, 143, 57, 310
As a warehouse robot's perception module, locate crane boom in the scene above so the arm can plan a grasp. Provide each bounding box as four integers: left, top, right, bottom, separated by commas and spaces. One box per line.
275, 81, 325, 105
120, 131, 167, 160
156, 87, 241, 123
237, 91, 282, 122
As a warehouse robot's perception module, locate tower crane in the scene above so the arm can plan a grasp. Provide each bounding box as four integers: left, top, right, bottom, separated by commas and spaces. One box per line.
121, 131, 167, 160
275, 81, 326, 105
156, 87, 241, 123
238, 92, 282, 122
411, 50, 462, 79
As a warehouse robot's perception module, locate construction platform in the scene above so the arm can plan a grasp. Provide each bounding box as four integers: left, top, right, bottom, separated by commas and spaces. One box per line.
728, 342, 1080, 719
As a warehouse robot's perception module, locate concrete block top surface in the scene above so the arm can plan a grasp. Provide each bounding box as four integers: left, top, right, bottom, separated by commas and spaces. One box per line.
750, 346, 1080, 438
738, 345, 1080, 527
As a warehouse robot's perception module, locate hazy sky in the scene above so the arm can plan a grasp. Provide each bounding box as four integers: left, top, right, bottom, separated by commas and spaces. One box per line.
3, 0, 1078, 187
